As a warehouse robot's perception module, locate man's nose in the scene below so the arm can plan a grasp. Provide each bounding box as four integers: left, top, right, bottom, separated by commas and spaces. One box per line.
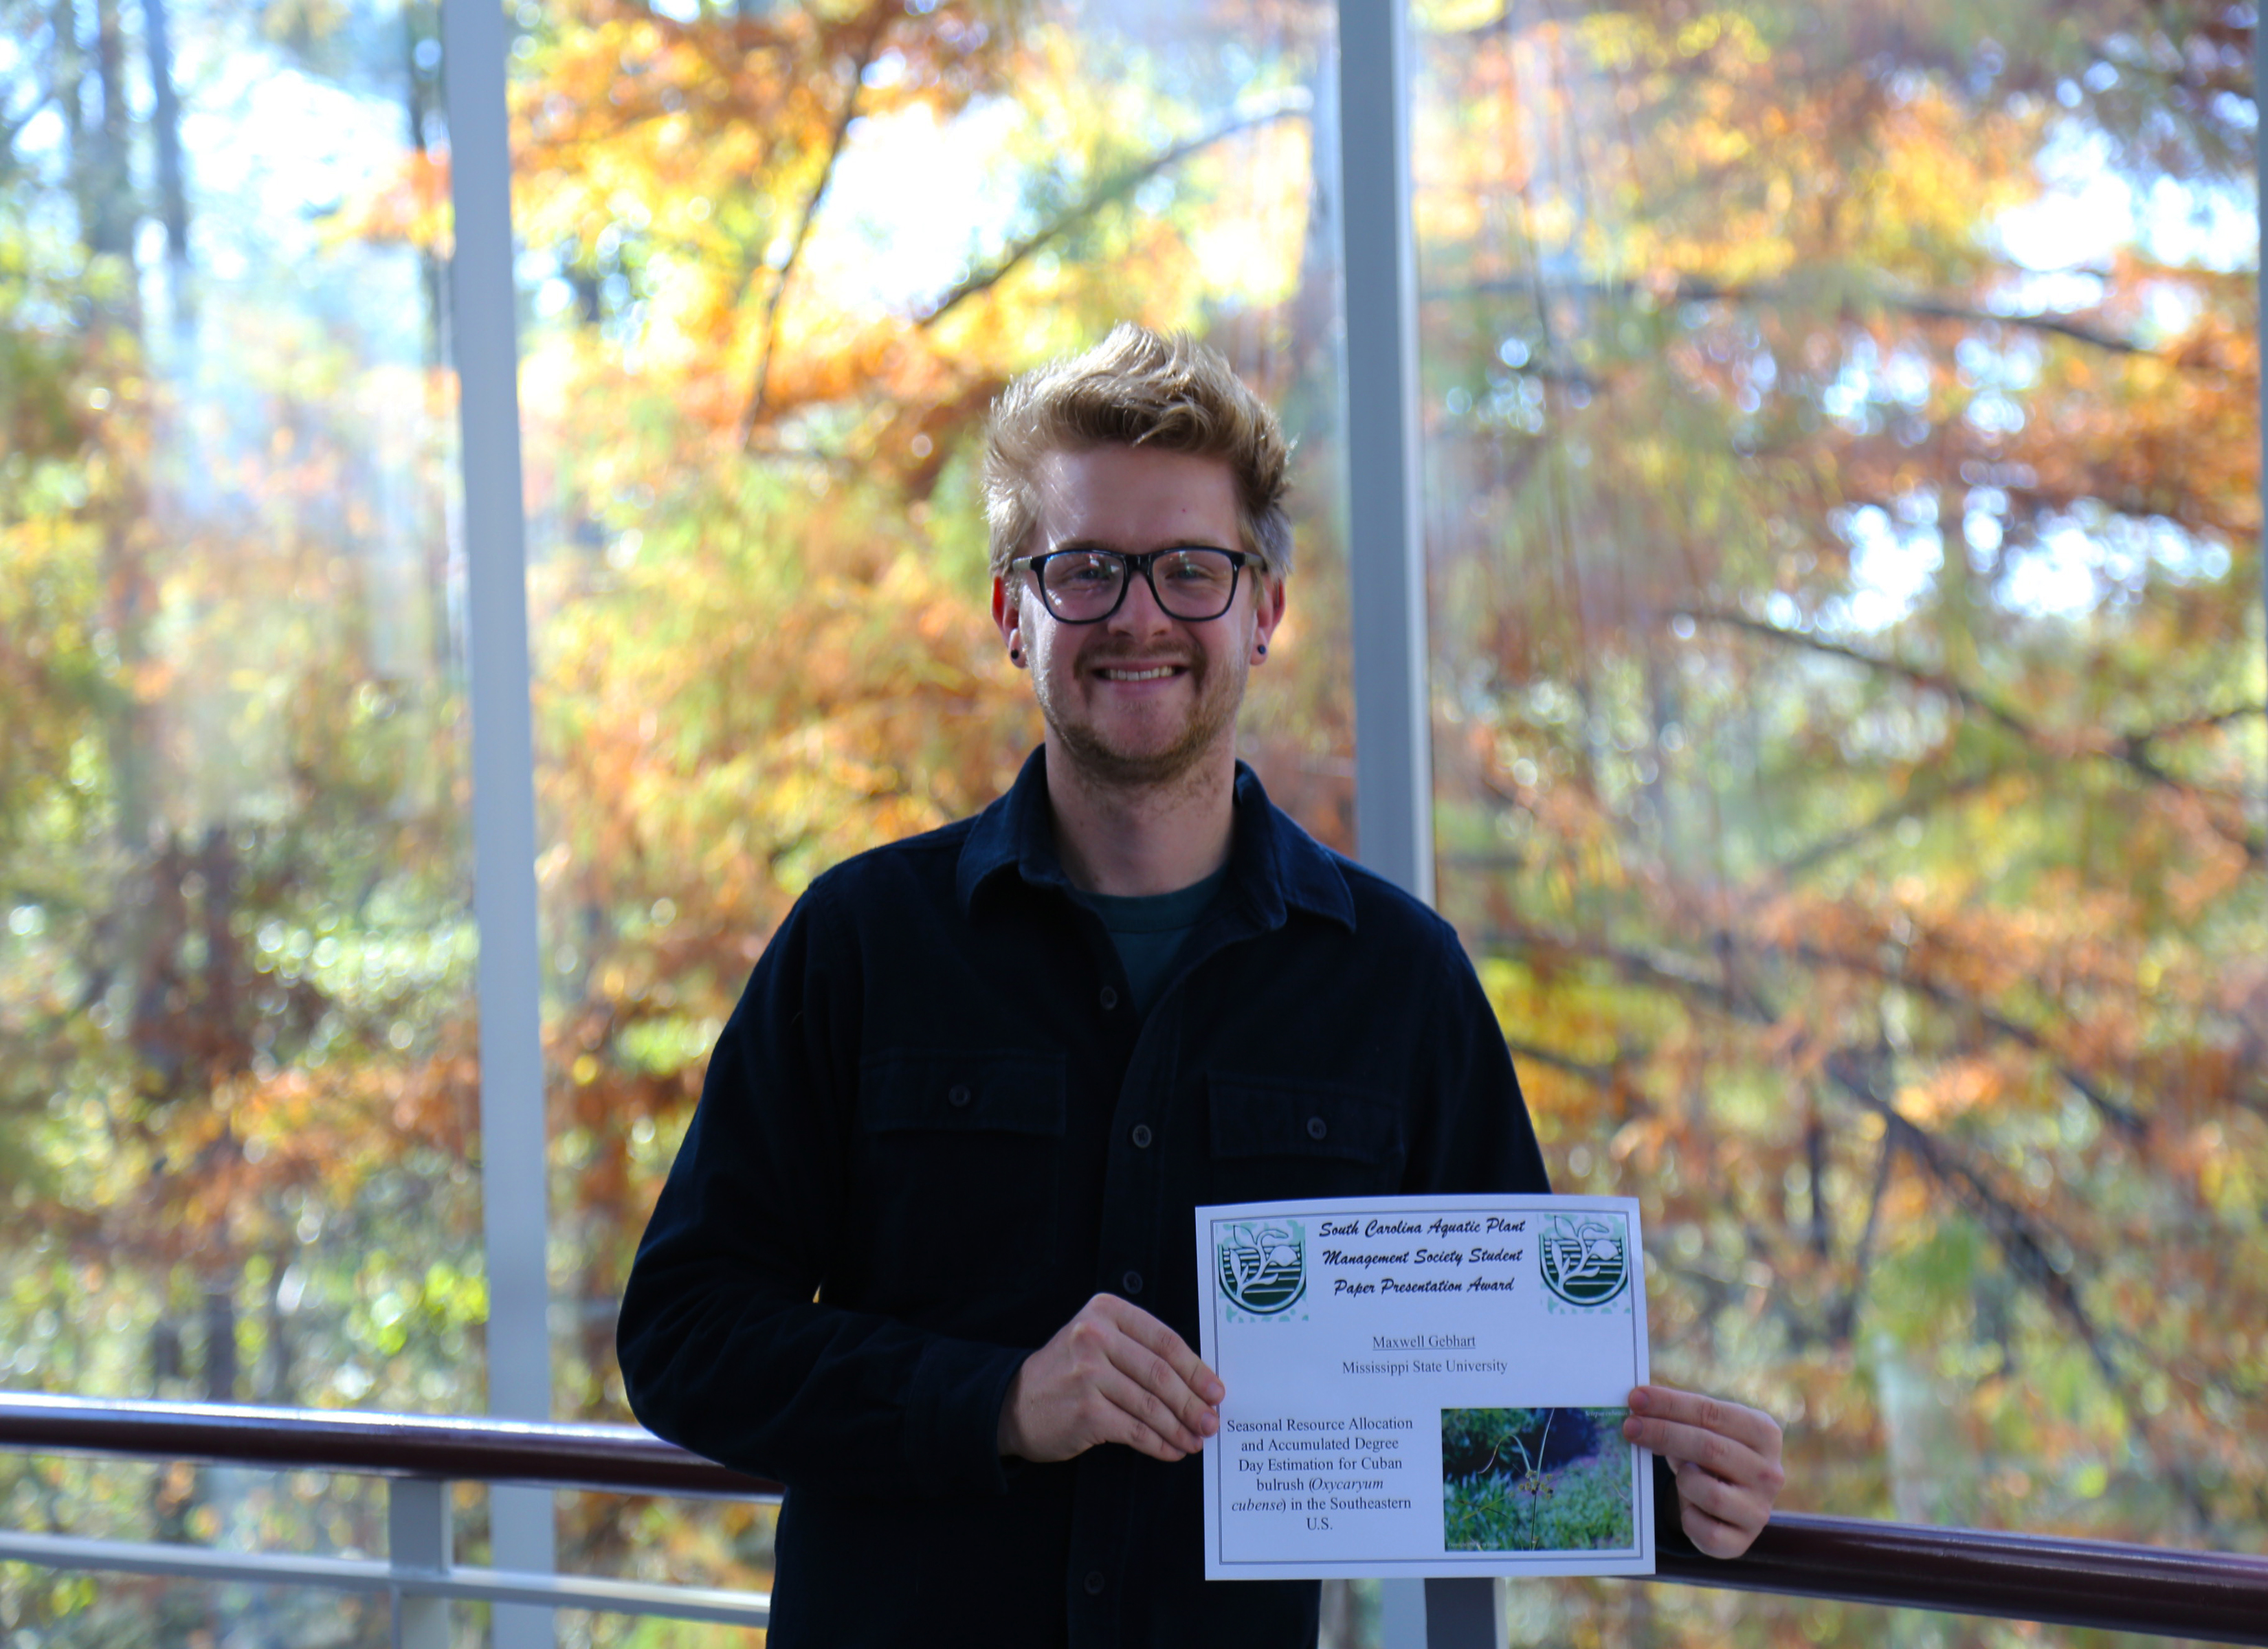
1105, 563, 1176, 636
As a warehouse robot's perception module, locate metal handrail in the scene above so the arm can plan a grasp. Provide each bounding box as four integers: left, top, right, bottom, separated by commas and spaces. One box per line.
4, 1392, 2267, 1646
1656, 1513, 2268, 1646
0, 1391, 781, 1640
0, 1391, 779, 1499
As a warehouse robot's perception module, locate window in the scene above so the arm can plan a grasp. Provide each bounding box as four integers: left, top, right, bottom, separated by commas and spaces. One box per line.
3, 0, 2260, 1641
509, 0, 1349, 1603
1415, 2, 2265, 1636
2, 0, 474, 1636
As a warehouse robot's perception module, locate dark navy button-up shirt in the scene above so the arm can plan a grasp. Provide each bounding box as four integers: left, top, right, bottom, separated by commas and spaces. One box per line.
618, 748, 1554, 1647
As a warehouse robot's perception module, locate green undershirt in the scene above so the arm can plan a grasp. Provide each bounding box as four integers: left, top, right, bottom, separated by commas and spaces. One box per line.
1078, 863, 1231, 1017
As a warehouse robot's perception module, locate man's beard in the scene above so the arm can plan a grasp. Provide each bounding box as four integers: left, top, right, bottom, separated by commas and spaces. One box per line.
1034, 645, 1247, 792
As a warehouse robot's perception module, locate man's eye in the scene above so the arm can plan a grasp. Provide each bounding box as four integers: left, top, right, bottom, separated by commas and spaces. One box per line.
1055, 559, 1116, 586
1163, 554, 1227, 584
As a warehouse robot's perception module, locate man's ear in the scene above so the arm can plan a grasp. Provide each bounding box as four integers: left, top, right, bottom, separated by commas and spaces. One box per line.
1252, 572, 1287, 660
992, 576, 1024, 665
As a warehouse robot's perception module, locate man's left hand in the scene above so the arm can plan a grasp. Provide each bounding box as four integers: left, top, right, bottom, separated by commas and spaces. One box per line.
1621, 1384, 1785, 1558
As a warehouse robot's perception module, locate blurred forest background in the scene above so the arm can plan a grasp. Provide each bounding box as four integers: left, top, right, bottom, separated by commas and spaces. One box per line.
0, 0, 2260, 1644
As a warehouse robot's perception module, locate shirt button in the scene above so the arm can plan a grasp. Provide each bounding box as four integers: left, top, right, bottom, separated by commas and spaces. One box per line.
1085, 1571, 1106, 1595
948, 1084, 971, 1108
1307, 1115, 1328, 1141
1100, 986, 1120, 1011
1122, 1270, 1144, 1295
1131, 1124, 1154, 1149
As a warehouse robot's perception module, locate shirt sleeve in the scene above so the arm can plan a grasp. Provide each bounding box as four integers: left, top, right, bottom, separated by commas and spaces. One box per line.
615, 881, 1027, 1499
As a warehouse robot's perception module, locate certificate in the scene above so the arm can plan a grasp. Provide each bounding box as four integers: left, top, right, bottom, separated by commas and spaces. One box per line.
1194, 1193, 1652, 1580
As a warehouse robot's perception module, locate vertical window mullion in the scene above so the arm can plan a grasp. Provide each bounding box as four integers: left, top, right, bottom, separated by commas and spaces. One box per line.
1337, 0, 1436, 909
1339, 6, 1485, 1643
441, 0, 557, 1634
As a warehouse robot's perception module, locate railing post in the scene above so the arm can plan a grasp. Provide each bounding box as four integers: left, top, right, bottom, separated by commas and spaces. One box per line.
387, 1478, 452, 1649
1377, 1576, 1504, 1649
1423, 1576, 1504, 1648
1377, 1577, 1428, 1649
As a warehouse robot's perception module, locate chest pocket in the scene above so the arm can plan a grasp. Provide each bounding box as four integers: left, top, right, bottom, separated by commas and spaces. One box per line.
1208, 1075, 1404, 1201
854, 1051, 1066, 1299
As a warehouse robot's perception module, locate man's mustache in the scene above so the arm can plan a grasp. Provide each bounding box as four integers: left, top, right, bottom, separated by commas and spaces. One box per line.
1078, 649, 1204, 671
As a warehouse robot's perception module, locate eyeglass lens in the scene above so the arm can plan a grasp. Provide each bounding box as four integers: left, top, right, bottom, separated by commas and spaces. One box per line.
1039, 548, 1241, 620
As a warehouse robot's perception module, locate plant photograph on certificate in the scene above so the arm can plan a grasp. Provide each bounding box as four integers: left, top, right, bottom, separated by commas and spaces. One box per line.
1441, 1406, 1636, 1554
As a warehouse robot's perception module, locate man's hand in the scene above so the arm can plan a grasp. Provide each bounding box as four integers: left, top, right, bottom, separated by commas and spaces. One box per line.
1622, 1384, 1785, 1558
999, 1293, 1225, 1464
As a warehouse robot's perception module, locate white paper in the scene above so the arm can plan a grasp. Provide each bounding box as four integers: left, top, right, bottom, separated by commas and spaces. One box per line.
1195, 1193, 1653, 1580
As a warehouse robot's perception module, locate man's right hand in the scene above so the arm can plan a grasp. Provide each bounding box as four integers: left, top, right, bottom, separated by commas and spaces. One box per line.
997, 1293, 1225, 1464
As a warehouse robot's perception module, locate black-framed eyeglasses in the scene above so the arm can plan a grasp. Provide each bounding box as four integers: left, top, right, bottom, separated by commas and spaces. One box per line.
1010, 546, 1264, 624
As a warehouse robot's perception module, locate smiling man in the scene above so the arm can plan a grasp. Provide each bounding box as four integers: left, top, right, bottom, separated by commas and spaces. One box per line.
617, 325, 1784, 1648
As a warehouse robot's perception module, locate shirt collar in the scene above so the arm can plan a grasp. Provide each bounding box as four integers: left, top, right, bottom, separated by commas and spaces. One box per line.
955, 745, 1356, 934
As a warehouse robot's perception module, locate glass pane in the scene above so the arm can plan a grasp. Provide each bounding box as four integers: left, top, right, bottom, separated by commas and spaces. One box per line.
1502, 1577, 2124, 1649
0, 1567, 396, 1648
1416, 0, 2263, 1628
509, 0, 1348, 1602
1, 0, 472, 1633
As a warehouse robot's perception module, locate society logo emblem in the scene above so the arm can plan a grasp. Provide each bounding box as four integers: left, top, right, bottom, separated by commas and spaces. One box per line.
1217, 1219, 1307, 1316
1538, 1213, 1630, 1308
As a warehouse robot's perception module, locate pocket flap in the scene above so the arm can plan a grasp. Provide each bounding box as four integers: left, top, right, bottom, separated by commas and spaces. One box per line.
1209, 1075, 1400, 1164
859, 1050, 1067, 1136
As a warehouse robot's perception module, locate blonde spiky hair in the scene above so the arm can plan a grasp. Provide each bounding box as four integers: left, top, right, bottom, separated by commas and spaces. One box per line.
980, 323, 1293, 581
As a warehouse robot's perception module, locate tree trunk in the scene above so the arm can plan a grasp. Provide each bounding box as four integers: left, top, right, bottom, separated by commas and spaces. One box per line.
403, 0, 448, 368
202, 1280, 239, 1402
142, 0, 194, 326
264, 1251, 298, 1404
52, 0, 89, 231
87, 0, 134, 256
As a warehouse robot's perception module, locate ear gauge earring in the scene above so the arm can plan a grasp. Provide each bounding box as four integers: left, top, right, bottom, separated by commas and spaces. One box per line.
1010, 647, 1023, 666
1255, 641, 1269, 659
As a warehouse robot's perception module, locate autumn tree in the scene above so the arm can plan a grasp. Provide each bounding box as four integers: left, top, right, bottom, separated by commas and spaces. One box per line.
3, 0, 487, 1640
1410, 2, 2263, 1640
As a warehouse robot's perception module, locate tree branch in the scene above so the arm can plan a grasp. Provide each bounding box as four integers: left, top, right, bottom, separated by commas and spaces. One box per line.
1682, 607, 2266, 866
1823, 1049, 2125, 1391
1471, 926, 1773, 1026
1685, 605, 2054, 739
1774, 767, 2002, 878
737, 5, 893, 445
1783, 939, 2148, 1139
1473, 919, 2150, 1140
2127, 703, 2268, 746
1827, 1129, 1896, 1345
1424, 273, 2164, 359
1817, 284, 2153, 357
917, 96, 1309, 330
1503, 1037, 1620, 1088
